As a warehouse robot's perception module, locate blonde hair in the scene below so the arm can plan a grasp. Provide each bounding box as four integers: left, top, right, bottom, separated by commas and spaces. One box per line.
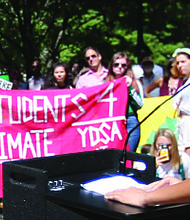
151, 128, 181, 170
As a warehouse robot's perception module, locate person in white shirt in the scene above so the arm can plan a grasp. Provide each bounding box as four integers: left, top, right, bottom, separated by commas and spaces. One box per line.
132, 57, 164, 97
28, 60, 45, 90
150, 128, 190, 180
172, 47, 190, 156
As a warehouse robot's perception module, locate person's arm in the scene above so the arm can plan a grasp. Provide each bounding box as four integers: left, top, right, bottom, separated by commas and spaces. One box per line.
144, 178, 190, 206
128, 85, 143, 111
124, 76, 143, 111
144, 77, 163, 98
105, 178, 190, 207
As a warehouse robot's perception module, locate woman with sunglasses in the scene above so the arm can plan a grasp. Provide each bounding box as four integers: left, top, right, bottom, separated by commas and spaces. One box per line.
106, 52, 143, 152
151, 128, 190, 180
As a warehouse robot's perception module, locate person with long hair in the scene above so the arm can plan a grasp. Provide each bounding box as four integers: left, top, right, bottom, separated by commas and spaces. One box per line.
105, 129, 190, 207
47, 62, 73, 89
151, 128, 190, 180
160, 58, 184, 96
172, 48, 190, 156
144, 58, 184, 96
106, 52, 143, 152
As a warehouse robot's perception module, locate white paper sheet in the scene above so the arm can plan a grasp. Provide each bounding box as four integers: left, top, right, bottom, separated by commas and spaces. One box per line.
81, 175, 147, 195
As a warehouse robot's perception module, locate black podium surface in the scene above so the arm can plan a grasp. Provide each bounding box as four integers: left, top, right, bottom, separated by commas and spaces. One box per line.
3, 149, 190, 220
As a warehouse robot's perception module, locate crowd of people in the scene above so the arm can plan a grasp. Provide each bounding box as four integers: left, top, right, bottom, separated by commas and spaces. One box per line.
7, 47, 182, 151
8, 46, 185, 97
105, 47, 190, 207
6, 45, 190, 156
5, 46, 190, 207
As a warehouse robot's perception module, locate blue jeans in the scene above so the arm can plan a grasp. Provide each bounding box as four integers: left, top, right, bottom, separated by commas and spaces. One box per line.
126, 116, 140, 152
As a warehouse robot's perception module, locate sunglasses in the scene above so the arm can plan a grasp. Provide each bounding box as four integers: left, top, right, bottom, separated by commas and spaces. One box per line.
113, 63, 127, 68
85, 54, 98, 61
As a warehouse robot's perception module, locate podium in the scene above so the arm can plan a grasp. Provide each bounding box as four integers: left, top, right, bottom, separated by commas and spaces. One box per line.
3, 149, 190, 220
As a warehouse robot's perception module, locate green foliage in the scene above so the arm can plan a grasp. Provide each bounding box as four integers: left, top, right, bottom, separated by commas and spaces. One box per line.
0, 0, 190, 75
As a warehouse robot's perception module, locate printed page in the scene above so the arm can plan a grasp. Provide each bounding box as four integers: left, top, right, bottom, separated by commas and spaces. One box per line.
81, 175, 147, 195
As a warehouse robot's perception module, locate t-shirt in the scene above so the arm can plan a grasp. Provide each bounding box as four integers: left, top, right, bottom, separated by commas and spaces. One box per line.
132, 64, 163, 97
156, 152, 190, 180
76, 67, 108, 89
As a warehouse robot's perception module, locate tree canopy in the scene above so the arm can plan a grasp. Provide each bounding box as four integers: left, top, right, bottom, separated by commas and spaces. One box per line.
0, 0, 190, 75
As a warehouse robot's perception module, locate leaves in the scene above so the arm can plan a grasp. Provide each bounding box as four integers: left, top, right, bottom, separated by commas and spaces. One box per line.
0, 0, 190, 75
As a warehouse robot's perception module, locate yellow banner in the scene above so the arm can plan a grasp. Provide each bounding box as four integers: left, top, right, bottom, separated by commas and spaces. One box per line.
137, 95, 178, 151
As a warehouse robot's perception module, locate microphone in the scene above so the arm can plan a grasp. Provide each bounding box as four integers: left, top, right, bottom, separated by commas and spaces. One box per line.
119, 82, 190, 174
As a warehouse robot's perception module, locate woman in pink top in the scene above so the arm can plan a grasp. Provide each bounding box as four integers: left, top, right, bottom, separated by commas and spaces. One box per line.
144, 58, 184, 97
160, 58, 184, 96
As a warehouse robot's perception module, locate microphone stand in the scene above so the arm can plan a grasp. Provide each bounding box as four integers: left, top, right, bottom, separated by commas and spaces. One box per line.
119, 82, 190, 174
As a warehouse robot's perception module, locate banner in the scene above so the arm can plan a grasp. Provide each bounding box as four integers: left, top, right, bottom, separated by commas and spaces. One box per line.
0, 77, 128, 197
137, 95, 177, 152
